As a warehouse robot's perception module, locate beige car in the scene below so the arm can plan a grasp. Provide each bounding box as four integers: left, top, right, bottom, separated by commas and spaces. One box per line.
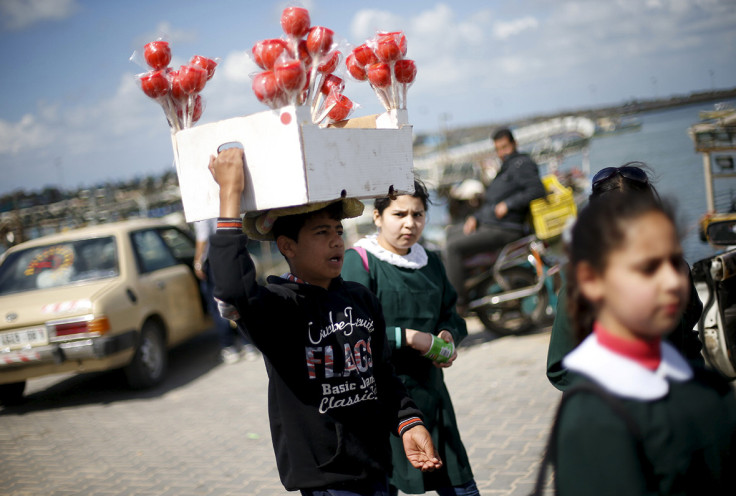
0, 218, 213, 405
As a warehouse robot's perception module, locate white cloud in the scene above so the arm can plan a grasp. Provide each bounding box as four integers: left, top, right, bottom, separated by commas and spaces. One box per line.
0, 113, 53, 154
350, 9, 403, 42
0, 0, 78, 30
492, 16, 539, 40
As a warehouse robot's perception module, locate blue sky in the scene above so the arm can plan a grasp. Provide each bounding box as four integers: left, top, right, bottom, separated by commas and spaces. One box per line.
1, 0, 734, 195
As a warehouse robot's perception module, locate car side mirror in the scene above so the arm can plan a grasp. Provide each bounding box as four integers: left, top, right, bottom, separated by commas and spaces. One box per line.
706, 217, 736, 246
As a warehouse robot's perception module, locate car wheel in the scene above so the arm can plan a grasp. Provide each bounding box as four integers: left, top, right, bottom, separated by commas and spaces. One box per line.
0, 381, 26, 406
124, 320, 167, 389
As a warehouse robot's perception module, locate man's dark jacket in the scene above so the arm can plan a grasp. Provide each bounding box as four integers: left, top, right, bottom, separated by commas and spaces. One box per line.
476, 151, 546, 227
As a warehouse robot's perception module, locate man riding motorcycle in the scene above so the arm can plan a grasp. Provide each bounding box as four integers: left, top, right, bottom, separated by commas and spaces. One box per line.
445, 128, 546, 314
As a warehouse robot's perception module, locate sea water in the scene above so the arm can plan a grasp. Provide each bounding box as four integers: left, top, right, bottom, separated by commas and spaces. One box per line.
568, 99, 736, 265
425, 99, 736, 265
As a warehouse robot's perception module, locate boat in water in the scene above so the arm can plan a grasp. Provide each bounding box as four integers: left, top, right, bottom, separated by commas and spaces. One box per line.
593, 115, 642, 137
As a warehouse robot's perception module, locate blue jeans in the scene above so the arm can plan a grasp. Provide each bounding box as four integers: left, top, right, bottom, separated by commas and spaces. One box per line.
388, 479, 481, 496
300, 478, 390, 496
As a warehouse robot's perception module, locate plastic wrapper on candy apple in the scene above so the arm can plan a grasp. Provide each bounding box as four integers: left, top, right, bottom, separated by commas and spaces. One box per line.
249, 6, 354, 124
346, 31, 415, 110
131, 38, 219, 132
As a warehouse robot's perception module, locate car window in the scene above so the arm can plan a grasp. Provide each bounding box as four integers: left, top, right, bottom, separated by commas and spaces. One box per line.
131, 229, 178, 274
0, 236, 119, 295
158, 227, 195, 260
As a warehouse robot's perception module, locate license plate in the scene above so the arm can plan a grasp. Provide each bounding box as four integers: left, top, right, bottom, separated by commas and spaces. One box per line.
0, 326, 48, 349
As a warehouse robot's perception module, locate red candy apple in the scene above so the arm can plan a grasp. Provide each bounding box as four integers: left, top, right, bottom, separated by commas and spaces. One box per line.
143, 41, 171, 70
375, 33, 402, 63
346, 53, 367, 81
177, 64, 207, 94
367, 63, 391, 88
281, 7, 311, 38
252, 71, 281, 105
253, 39, 289, 70
317, 50, 340, 74
274, 59, 306, 92
393, 59, 416, 84
320, 74, 345, 95
139, 70, 170, 99
352, 44, 378, 67
326, 93, 353, 122
190, 55, 217, 80
306, 26, 334, 56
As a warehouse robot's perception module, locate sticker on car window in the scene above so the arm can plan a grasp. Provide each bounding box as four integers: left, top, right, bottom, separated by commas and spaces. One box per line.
24, 245, 75, 276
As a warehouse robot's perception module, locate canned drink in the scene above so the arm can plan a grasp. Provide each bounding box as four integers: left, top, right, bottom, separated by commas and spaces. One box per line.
423, 334, 455, 363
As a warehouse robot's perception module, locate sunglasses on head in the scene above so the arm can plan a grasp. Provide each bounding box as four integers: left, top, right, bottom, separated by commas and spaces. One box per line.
591, 166, 649, 191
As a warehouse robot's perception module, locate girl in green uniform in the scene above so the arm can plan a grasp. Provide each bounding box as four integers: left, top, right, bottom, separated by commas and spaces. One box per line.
342, 180, 479, 495
551, 193, 736, 495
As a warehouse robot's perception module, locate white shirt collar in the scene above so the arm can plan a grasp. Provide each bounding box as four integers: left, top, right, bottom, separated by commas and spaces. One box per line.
354, 233, 428, 269
563, 334, 693, 400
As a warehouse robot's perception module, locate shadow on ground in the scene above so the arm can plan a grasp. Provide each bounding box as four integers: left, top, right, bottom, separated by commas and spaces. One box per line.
1, 329, 224, 415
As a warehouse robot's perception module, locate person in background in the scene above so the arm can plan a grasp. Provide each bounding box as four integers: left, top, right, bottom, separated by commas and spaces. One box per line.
342, 179, 480, 496
194, 218, 258, 364
445, 128, 546, 314
206, 148, 442, 495
546, 193, 736, 494
546, 163, 703, 391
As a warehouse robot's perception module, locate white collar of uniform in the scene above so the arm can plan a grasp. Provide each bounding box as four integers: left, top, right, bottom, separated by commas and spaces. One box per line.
353, 233, 428, 269
562, 334, 693, 400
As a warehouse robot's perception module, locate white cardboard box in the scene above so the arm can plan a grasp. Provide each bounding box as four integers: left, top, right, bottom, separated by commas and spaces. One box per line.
171, 105, 414, 222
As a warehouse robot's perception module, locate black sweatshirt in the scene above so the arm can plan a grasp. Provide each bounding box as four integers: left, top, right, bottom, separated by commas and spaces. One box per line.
209, 232, 425, 492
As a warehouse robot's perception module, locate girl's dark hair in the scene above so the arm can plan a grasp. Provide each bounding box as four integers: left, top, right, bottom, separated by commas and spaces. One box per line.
590, 161, 659, 201
374, 178, 432, 214
566, 192, 678, 343
272, 201, 344, 243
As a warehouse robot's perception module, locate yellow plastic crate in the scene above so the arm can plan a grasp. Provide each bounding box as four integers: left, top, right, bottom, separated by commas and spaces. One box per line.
530, 175, 577, 240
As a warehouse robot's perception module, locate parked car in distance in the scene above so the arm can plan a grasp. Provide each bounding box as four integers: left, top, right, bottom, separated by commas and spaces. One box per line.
0, 218, 213, 405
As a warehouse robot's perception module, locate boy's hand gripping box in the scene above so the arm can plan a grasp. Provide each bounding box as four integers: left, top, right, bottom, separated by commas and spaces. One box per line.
170, 105, 414, 222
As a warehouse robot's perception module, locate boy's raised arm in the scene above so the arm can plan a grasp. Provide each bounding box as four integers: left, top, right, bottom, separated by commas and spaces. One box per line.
208, 147, 244, 219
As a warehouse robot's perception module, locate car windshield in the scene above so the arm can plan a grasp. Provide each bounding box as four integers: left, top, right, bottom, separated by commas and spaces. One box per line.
0, 236, 119, 295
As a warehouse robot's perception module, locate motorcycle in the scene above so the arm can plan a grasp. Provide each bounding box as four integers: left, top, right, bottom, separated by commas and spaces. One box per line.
463, 233, 565, 336
451, 174, 575, 336
691, 216, 736, 380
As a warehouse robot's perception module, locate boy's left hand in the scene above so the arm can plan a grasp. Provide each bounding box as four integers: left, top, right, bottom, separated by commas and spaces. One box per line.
402, 425, 443, 472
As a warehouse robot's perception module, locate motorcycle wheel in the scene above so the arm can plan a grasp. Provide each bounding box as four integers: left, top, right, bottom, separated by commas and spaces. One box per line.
474, 266, 549, 336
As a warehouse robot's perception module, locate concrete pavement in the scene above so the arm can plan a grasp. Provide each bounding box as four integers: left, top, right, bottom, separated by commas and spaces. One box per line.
0, 317, 561, 495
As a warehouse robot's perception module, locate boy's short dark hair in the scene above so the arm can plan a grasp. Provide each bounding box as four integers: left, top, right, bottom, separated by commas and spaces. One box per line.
491, 128, 515, 143
272, 201, 345, 243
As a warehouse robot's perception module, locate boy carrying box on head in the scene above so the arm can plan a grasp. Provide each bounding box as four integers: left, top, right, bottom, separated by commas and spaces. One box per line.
206, 147, 442, 496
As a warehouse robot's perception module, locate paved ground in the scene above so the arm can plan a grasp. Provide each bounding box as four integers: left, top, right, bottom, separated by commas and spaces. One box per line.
0, 318, 560, 495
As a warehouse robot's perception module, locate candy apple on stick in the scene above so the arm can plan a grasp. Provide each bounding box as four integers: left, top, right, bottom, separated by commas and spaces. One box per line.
325, 93, 354, 123
310, 50, 341, 118
144, 40, 171, 70
280, 6, 310, 56
312, 74, 345, 122
304, 26, 334, 103
252, 71, 286, 108
173, 64, 208, 128
393, 59, 416, 109
367, 62, 392, 110
134, 40, 218, 131
139, 69, 180, 131
348, 30, 415, 111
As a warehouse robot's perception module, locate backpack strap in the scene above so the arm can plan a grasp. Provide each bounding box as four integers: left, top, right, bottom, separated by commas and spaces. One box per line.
351, 246, 369, 272
530, 381, 656, 495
